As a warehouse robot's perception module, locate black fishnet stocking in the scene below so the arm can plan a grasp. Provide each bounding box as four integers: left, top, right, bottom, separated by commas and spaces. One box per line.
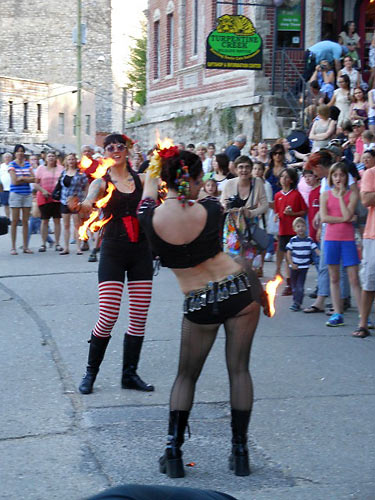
169, 302, 259, 412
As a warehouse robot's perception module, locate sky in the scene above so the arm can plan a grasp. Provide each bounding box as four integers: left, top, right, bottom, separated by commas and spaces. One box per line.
112, 0, 148, 87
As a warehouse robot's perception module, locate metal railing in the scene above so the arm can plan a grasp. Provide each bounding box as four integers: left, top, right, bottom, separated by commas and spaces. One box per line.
274, 48, 306, 128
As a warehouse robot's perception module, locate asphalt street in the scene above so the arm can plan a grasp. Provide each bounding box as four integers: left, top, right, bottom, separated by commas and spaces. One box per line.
0, 228, 374, 500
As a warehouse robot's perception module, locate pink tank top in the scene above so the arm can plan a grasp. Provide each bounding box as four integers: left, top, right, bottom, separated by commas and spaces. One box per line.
325, 190, 354, 241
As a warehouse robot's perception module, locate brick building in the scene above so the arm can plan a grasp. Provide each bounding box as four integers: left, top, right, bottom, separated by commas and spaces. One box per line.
127, 0, 375, 148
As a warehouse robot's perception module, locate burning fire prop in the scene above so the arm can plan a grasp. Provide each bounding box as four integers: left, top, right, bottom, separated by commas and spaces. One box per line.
77, 156, 116, 241
148, 135, 177, 179
265, 275, 283, 317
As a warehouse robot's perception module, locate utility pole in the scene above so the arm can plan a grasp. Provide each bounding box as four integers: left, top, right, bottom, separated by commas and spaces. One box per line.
76, 0, 82, 155
122, 88, 127, 133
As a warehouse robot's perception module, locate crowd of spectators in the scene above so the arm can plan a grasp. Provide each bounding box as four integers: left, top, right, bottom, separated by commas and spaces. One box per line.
2, 22, 375, 337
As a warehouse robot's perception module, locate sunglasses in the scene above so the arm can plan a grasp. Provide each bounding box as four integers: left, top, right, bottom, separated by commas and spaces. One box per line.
105, 144, 127, 153
274, 151, 283, 155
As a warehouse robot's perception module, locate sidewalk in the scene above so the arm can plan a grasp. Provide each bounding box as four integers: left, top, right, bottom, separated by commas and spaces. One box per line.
0, 228, 374, 499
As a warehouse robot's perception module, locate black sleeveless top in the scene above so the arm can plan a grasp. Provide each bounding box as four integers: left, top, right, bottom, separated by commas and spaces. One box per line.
102, 169, 146, 242
137, 197, 223, 268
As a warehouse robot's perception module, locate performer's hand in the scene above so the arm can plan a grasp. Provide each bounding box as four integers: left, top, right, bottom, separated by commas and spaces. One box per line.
67, 195, 81, 213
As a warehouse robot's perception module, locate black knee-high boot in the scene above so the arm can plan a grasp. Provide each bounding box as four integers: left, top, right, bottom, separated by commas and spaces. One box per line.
78, 334, 111, 394
121, 333, 154, 392
159, 410, 190, 478
229, 409, 251, 476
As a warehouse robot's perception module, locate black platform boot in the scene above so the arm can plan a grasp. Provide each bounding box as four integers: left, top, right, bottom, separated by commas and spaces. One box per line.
78, 334, 111, 394
229, 409, 251, 476
121, 333, 154, 391
159, 410, 190, 478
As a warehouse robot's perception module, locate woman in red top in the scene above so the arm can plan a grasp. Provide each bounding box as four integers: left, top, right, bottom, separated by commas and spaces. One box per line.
274, 167, 307, 295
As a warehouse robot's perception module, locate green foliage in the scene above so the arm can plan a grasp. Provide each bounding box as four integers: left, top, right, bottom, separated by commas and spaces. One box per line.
128, 110, 142, 123
219, 107, 236, 136
174, 114, 195, 129
126, 20, 147, 106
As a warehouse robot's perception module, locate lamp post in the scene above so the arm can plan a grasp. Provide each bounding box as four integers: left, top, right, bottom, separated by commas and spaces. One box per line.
76, 0, 82, 155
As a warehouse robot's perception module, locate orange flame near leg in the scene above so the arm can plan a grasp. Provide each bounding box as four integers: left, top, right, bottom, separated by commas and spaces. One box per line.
265, 275, 283, 317
79, 210, 99, 241
78, 182, 116, 240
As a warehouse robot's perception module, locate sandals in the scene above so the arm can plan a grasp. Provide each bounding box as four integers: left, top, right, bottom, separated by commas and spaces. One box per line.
38, 244, 46, 253
59, 250, 69, 255
23, 249, 34, 254
303, 305, 324, 313
10, 249, 18, 255
352, 327, 370, 339
76, 251, 83, 255
55, 244, 63, 252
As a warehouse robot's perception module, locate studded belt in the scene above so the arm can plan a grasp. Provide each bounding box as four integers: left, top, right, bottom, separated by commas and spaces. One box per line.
183, 271, 251, 315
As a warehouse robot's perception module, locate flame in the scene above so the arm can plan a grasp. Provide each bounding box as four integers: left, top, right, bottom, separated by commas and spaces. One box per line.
79, 156, 115, 179
78, 182, 116, 240
96, 182, 115, 208
91, 157, 115, 179
265, 275, 283, 317
78, 210, 100, 241
89, 215, 113, 232
157, 136, 175, 150
80, 155, 93, 170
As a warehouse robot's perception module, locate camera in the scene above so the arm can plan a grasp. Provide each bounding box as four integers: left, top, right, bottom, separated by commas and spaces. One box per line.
227, 194, 245, 209
320, 64, 327, 70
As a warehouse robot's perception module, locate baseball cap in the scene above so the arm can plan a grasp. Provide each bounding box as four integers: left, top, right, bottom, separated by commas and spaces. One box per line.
352, 119, 365, 127
324, 144, 343, 157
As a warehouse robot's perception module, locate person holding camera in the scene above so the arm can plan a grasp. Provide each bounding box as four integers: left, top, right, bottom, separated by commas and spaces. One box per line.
221, 156, 268, 263
308, 60, 335, 100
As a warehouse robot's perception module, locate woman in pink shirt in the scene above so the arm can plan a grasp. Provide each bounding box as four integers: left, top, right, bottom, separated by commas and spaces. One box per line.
320, 162, 361, 327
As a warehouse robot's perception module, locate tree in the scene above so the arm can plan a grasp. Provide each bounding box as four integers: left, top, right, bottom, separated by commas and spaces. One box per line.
126, 20, 147, 107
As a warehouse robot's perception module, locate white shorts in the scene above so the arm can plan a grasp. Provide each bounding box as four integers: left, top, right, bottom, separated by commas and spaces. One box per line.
361, 239, 375, 291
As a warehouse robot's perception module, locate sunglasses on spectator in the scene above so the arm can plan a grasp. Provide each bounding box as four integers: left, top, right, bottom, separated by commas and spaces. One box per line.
274, 151, 284, 155
105, 144, 127, 153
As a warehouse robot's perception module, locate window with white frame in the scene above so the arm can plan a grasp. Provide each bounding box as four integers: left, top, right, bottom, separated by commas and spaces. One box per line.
167, 13, 174, 74
193, 0, 198, 55
154, 20, 160, 79
58, 113, 65, 135
85, 114, 91, 135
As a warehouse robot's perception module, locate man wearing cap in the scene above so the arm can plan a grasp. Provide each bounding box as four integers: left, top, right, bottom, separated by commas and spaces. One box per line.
304, 41, 348, 82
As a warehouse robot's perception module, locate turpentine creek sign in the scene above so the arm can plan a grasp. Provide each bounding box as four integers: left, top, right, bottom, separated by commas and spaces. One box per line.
206, 15, 263, 70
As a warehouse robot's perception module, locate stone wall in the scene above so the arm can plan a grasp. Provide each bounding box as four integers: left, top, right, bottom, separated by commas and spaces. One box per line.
0, 0, 115, 134
126, 95, 286, 152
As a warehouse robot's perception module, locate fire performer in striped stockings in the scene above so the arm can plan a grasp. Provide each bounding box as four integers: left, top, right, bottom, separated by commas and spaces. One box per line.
69, 133, 154, 395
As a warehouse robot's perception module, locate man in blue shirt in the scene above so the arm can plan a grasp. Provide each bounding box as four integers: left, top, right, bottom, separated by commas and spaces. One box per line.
225, 134, 247, 175
304, 41, 348, 81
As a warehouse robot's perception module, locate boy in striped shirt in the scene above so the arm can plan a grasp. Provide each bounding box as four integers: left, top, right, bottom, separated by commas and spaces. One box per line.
286, 218, 320, 311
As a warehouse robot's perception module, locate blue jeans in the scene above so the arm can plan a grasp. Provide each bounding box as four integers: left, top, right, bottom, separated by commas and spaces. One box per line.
266, 234, 274, 254
317, 225, 349, 299
291, 268, 308, 306
28, 217, 54, 246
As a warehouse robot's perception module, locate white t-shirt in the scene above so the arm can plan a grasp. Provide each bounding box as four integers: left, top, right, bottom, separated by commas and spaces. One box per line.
0, 162, 11, 191
320, 173, 355, 194
202, 158, 213, 174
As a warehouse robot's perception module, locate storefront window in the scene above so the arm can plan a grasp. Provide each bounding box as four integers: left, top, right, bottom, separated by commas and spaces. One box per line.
277, 1, 303, 48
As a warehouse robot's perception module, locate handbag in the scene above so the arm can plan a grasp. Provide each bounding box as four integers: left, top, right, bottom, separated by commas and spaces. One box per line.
52, 174, 63, 201
0, 216, 8, 236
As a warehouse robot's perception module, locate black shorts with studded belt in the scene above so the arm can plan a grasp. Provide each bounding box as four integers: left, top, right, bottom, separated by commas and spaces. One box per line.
183, 271, 253, 325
